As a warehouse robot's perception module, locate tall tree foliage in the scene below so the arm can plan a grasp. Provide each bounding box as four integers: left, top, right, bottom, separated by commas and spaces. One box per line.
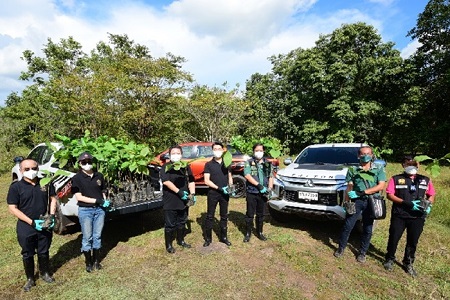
2, 34, 192, 149
408, 0, 450, 157
245, 22, 418, 153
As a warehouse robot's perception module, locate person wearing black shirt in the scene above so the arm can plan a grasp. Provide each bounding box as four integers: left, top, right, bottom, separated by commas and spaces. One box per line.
71, 152, 111, 272
203, 142, 233, 247
160, 145, 196, 253
7, 159, 57, 291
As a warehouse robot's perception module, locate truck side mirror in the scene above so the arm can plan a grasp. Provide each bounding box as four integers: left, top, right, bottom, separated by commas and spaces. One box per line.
283, 157, 292, 166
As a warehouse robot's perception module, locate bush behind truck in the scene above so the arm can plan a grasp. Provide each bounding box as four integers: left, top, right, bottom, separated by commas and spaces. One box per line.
11, 131, 163, 234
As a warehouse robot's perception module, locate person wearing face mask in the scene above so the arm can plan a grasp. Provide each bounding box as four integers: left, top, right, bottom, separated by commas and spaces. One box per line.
382, 156, 436, 276
334, 146, 386, 263
160, 145, 196, 253
243, 143, 274, 242
71, 152, 111, 272
202, 142, 234, 247
7, 159, 57, 291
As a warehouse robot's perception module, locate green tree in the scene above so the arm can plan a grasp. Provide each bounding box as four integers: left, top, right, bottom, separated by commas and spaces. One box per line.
181, 84, 249, 142
408, 0, 450, 157
245, 22, 417, 153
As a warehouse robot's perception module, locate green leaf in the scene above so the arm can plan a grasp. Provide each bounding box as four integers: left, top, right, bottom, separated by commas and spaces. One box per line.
269, 149, 281, 159
223, 151, 233, 167
414, 155, 433, 162
40, 177, 52, 186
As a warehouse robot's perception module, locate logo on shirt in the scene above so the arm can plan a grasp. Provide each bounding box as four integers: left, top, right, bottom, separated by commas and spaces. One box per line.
398, 178, 405, 185
96, 179, 102, 186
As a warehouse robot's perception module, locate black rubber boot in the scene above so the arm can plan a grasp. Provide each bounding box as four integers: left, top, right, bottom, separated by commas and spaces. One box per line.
92, 249, 102, 270
203, 228, 212, 247
243, 220, 252, 243
38, 255, 54, 283
220, 227, 232, 246
165, 229, 176, 254
256, 219, 267, 241
22, 257, 35, 292
176, 227, 191, 248
83, 251, 93, 272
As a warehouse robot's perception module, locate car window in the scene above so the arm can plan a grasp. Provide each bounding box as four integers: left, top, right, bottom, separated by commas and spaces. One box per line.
198, 146, 214, 157
295, 147, 360, 165
181, 146, 197, 159
27, 145, 45, 164
41, 147, 54, 165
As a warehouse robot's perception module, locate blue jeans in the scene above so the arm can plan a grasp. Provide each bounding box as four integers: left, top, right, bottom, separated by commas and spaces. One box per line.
338, 199, 374, 254
78, 206, 105, 252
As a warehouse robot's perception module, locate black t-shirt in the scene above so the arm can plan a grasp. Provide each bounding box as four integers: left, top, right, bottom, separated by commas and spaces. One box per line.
204, 158, 230, 194
160, 163, 194, 210
7, 179, 56, 222
71, 171, 106, 207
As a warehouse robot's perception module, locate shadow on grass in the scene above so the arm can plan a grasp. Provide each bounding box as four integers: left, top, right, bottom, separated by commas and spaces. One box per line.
51, 208, 164, 273
268, 215, 386, 262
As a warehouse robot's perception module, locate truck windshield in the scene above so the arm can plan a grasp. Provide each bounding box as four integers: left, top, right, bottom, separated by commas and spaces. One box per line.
294, 147, 360, 165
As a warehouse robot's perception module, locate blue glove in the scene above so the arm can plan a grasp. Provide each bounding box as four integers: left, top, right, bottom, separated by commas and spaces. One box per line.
102, 199, 111, 208
348, 191, 358, 199
192, 195, 197, 204
426, 205, 432, 214
257, 184, 267, 194
48, 215, 55, 230
220, 186, 229, 194
411, 200, 421, 211
32, 220, 44, 231
177, 190, 189, 201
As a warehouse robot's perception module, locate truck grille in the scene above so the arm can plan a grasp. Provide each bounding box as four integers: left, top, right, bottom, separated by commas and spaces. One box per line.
285, 190, 338, 206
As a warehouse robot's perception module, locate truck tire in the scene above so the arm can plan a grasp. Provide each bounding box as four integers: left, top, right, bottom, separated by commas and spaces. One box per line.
231, 175, 246, 198
53, 202, 65, 235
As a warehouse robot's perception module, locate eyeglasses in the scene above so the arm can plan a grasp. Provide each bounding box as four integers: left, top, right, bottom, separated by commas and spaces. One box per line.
80, 160, 93, 165
23, 167, 38, 171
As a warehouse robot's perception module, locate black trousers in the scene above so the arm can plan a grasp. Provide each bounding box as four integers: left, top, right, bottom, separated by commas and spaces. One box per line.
17, 222, 52, 259
164, 208, 188, 232
245, 192, 266, 224
385, 214, 425, 264
204, 192, 229, 230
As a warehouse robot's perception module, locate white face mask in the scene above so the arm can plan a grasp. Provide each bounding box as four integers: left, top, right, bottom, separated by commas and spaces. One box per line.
404, 166, 418, 175
213, 150, 223, 158
170, 154, 182, 162
23, 170, 38, 180
81, 164, 93, 171
254, 151, 264, 159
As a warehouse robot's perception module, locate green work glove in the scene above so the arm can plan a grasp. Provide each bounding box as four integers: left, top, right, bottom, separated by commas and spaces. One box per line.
48, 215, 55, 230
31, 220, 44, 231
348, 191, 358, 199
257, 184, 267, 194
220, 186, 229, 195
411, 200, 421, 211
102, 199, 111, 208
177, 190, 189, 201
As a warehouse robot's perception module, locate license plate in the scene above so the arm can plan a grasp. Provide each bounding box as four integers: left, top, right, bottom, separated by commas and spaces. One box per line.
298, 192, 318, 201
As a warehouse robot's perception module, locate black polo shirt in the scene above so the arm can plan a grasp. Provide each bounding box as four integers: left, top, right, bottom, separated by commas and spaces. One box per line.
204, 158, 230, 194
71, 171, 106, 207
160, 163, 194, 210
7, 179, 55, 223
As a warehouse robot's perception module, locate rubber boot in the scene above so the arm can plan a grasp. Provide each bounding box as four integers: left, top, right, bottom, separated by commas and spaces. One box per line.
83, 251, 93, 272
243, 220, 252, 243
165, 229, 176, 254
256, 219, 267, 241
93, 249, 102, 270
203, 228, 212, 247
38, 255, 54, 283
176, 227, 191, 248
22, 257, 35, 292
220, 227, 232, 246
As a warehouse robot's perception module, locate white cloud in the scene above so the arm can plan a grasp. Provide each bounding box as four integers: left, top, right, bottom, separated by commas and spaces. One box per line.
400, 39, 420, 58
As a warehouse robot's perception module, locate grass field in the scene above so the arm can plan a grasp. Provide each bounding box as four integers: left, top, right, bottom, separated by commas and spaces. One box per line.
0, 164, 449, 300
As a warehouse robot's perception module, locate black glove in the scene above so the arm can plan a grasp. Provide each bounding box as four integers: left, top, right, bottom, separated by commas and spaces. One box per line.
402, 200, 414, 210
257, 184, 268, 194
95, 198, 105, 206
177, 190, 189, 200
356, 190, 366, 197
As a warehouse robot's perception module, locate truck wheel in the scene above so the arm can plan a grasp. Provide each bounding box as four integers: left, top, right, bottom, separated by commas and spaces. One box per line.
53, 202, 66, 235
268, 205, 291, 223
231, 175, 246, 198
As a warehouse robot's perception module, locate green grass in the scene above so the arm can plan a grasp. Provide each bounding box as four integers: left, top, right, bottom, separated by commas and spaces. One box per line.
0, 163, 449, 300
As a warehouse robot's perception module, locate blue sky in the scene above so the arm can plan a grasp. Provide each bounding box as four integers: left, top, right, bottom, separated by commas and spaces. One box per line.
0, 0, 429, 106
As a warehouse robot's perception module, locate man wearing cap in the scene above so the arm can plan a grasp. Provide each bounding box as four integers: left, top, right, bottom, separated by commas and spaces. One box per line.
7, 159, 57, 291
71, 152, 111, 272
